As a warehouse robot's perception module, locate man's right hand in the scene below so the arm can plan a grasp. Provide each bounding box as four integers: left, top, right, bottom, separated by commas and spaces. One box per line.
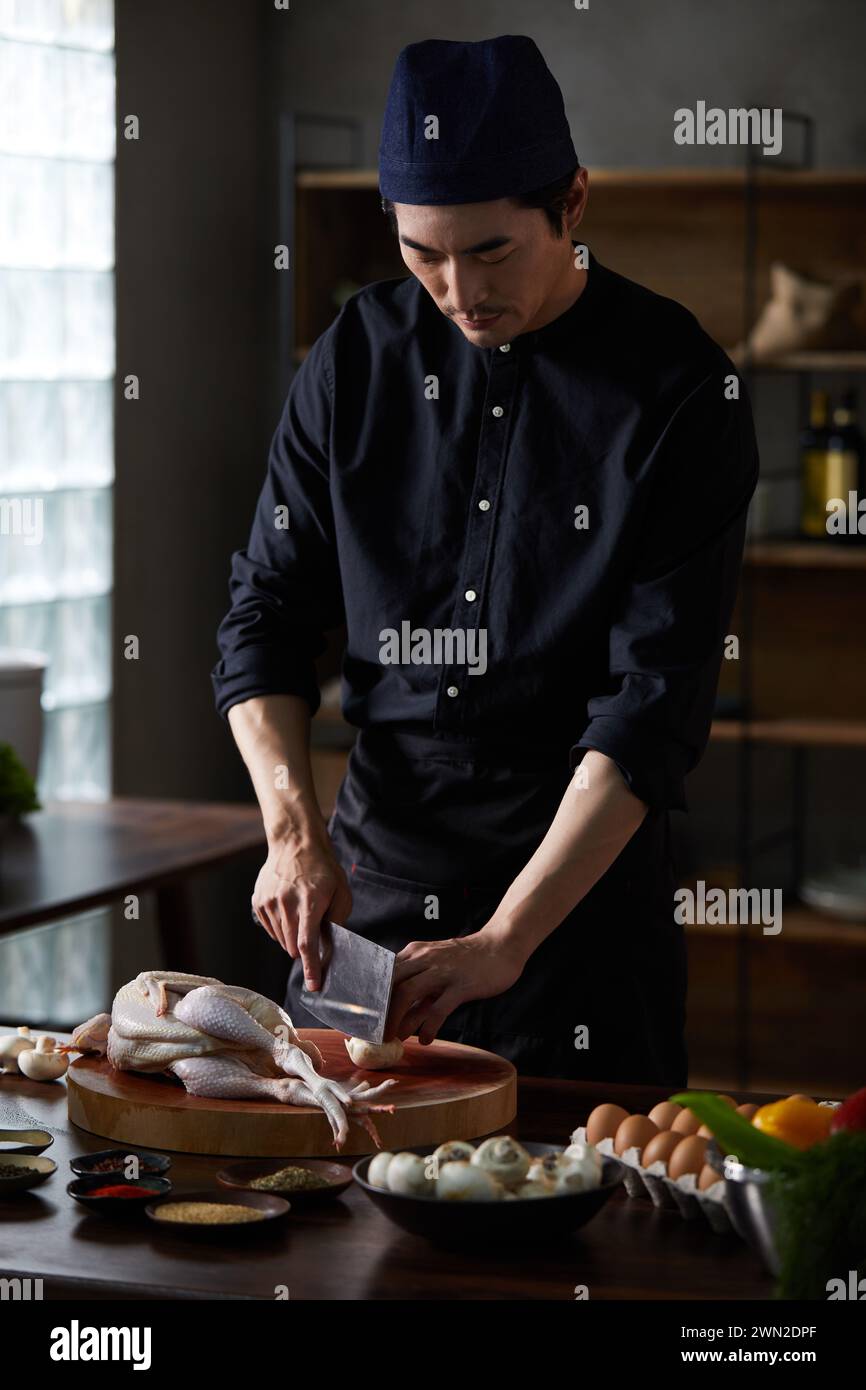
251, 835, 352, 991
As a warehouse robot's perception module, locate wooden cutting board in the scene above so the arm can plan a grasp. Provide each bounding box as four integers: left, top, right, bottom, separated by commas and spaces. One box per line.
66, 1030, 517, 1156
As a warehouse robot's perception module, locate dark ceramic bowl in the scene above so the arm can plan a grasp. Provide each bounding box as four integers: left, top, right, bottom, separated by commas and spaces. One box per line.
216, 1158, 352, 1206
144, 1188, 290, 1238
70, 1147, 171, 1178
0, 1154, 57, 1193
68, 1172, 173, 1216
353, 1141, 623, 1245
0, 1127, 54, 1156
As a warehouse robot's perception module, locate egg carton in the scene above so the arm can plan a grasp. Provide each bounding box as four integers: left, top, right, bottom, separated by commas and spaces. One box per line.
570, 1126, 732, 1234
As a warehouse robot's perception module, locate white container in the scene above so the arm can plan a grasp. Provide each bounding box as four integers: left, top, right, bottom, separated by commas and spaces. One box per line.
0, 647, 49, 779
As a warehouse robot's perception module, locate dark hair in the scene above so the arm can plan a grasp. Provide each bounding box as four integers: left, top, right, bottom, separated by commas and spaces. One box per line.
381, 163, 580, 239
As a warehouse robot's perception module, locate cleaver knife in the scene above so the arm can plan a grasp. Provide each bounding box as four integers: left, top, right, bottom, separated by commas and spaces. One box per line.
298, 920, 396, 1044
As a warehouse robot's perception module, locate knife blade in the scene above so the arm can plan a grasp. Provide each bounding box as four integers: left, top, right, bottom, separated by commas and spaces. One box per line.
298, 920, 396, 1044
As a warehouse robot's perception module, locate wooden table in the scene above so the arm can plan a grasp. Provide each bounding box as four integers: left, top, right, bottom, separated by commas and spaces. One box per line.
0, 1062, 776, 1301
0, 798, 266, 975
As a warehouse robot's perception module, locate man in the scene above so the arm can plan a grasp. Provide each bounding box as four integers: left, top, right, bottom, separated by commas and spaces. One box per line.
211, 36, 758, 1084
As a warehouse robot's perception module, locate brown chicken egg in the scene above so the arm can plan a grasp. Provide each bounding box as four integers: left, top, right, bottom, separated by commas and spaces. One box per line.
648, 1101, 682, 1130
668, 1135, 708, 1181
585, 1103, 629, 1146
787, 1094, 814, 1105
717, 1095, 737, 1108
697, 1123, 715, 1138
736, 1103, 758, 1119
640, 1130, 682, 1169
698, 1164, 722, 1191
614, 1114, 659, 1156
671, 1107, 701, 1135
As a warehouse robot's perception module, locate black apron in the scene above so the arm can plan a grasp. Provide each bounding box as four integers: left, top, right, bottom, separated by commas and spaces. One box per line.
284, 727, 688, 1086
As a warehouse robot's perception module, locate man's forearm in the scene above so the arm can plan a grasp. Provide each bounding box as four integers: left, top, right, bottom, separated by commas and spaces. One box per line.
227, 694, 326, 845
484, 750, 648, 964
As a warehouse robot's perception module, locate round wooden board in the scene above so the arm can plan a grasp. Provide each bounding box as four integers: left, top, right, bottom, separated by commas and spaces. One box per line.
66, 1030, 517, 1156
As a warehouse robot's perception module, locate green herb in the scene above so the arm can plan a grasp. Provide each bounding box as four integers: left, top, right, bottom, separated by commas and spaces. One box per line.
768, 1131, 866, 1300
0, 743, 40, 817
250, 1165, 328, 1192
669, 1092, 806, 1171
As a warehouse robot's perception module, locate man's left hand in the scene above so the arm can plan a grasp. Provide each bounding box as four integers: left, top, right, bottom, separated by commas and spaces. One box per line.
388, 928, 525, 1045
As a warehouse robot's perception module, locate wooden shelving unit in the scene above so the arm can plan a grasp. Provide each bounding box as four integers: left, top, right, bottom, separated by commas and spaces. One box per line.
711, 718, 866, 748
746, 540, 866, 568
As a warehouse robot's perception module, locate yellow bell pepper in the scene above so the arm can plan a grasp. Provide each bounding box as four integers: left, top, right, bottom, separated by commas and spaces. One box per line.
752, 1097, 833, 1150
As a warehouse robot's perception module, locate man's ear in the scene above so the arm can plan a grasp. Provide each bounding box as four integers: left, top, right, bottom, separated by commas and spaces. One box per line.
566, 168, 589, 232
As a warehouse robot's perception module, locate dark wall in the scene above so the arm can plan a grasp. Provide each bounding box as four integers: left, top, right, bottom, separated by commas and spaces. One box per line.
114, 0, 269, 806
113, 0, 283, 992
271, 0, 866, 170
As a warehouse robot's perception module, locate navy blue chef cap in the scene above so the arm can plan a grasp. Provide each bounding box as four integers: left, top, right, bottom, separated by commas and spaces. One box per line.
378, 35, 578, 205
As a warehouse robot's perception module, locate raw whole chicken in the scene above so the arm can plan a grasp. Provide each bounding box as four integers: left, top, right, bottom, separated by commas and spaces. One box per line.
68, 970, 397, 1148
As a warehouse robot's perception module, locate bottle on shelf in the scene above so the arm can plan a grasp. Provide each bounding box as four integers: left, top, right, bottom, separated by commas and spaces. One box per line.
799, 390, 831, 539
827, 390, 865, 542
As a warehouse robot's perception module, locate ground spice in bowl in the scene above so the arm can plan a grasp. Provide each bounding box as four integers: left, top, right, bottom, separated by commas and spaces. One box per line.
87, 1157, 163, 1174
153, 1201, 267, 1225
87, 1183, 160, 1199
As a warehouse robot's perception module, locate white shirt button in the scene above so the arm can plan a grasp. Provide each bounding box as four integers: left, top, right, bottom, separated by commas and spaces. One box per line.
492, 406, 504, 418
498, 343, 511, 352
465, 589, 477, 602
446, 685, 459, 698
478, 498, 491, 511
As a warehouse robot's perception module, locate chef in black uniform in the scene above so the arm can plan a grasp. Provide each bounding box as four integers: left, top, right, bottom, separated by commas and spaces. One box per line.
211, 36, 758, 1085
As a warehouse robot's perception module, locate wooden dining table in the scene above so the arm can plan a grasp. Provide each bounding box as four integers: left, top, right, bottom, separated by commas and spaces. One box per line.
0, 1056, 776, 1301
0, 798, 266, 975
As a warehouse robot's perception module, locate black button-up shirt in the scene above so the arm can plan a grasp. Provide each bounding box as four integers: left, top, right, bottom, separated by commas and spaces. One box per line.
211, 249, 758, 811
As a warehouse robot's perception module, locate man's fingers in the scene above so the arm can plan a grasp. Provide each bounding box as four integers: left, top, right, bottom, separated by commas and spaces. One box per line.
296, 904, 324, 990
252, 902, 279, 945
387, 969, 436, 1036
328, 878, 353, 928
390, 980, 445, 1040
416, 990, 463, 1045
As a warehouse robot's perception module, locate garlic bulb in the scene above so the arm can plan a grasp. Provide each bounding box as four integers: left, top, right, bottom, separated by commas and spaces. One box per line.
436, 1160, 503, 1202
367, 1151, 395, 1189
345, 1036, 404, 1070
17, 1035, 69, 1082
386, 1151, 434, 1197
511, 1180, 556, 1200
560, 1141, 603, 1191
552, 1158, 602, 1194
0, 1026, 36, 1073
526, 1152, 566, 1188
432, 1139, 475, 1168
471, 1136, 531, 1187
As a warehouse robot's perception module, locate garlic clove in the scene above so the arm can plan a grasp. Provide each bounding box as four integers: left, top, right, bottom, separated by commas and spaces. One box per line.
345, 1036, 405, 1069
0, 1026, 37, 1072
18, 1045, 69, 1081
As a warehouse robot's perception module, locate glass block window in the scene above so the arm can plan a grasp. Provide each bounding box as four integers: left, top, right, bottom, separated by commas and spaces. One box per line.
0, 0, 115, 1022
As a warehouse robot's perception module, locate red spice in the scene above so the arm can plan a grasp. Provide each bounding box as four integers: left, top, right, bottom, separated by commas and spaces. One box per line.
87, 1183, 158, 1198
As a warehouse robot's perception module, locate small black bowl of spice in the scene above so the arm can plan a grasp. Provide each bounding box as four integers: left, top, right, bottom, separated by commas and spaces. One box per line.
216, 1159, 353, 1206
0, 1155, 57, 1194
68, 1172, 172, 1216
70, 1147, 171, 1178
145, 1189, 289, 1238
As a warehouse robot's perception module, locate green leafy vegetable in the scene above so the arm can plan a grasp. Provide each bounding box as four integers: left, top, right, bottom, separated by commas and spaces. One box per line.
0, 743, 40, 817
669, 1092, 806, 1171
769, 1131, 866, 1300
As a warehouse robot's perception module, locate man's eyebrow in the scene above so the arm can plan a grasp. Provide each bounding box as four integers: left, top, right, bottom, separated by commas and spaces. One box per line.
399, 234, 513, 255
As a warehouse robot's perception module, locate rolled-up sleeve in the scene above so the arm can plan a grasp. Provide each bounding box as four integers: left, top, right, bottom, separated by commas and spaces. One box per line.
211, 326, 344, 721
570, 371, 759, 811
